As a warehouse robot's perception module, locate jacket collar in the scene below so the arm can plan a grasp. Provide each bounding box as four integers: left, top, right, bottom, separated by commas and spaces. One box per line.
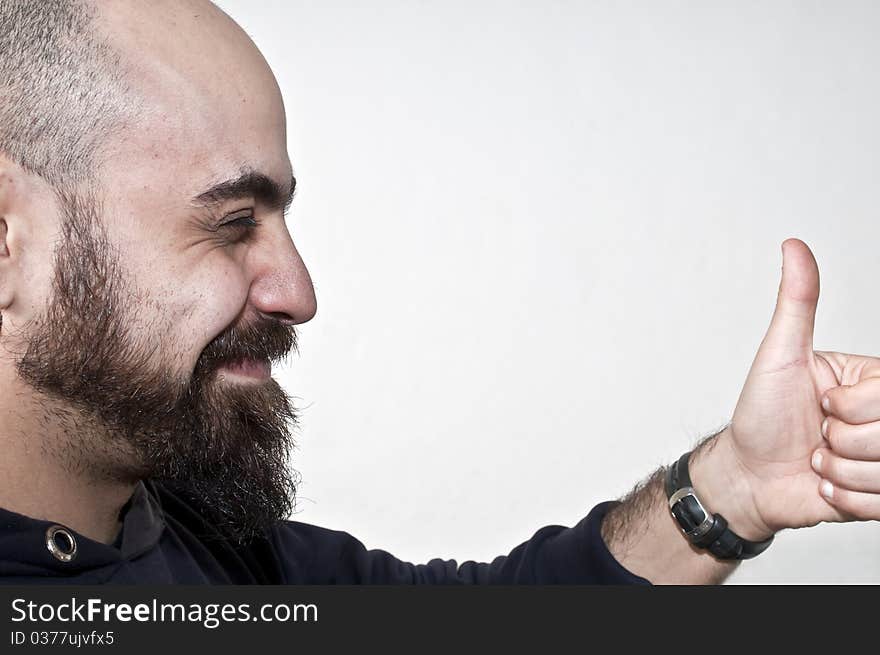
0, 480, 165, 576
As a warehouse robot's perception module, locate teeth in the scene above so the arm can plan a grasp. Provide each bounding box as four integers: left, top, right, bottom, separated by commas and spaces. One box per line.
219, 356, 270, 378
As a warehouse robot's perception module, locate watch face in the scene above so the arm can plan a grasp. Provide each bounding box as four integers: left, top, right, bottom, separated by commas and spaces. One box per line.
671, 494, 708, 533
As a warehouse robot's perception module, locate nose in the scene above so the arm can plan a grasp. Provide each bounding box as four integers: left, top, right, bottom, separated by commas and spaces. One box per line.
248, 227, 317, 326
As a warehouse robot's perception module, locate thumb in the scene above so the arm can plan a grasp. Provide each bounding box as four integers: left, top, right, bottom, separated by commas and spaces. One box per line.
761, 238, 820, 356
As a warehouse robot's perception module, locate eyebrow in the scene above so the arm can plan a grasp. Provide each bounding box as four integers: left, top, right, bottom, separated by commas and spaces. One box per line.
191, 170, 297, 213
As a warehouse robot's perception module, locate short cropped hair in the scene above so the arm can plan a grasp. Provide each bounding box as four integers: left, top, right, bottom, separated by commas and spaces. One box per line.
0, 0, 131, 190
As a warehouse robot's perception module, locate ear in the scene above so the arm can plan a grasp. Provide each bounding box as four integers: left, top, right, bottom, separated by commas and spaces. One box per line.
0, 156, 17, 314
0, 152, 59, 324
0, 217, 8, 257
0, 216, 4, 330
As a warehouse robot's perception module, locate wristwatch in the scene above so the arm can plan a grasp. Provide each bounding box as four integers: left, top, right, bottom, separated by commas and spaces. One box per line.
665, 450, 774, 560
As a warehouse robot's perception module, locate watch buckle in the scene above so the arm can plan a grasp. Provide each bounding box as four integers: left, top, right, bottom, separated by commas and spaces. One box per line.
668, 486, 715, 539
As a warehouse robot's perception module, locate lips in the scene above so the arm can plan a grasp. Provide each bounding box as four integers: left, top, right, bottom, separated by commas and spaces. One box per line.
219, 357, 271, 378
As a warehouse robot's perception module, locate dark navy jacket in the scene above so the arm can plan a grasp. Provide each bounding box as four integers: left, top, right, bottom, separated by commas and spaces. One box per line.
0, 480, 650, 584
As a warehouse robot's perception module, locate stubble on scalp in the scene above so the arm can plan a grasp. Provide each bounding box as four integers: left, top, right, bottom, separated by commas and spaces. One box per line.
0, 0, 135, 190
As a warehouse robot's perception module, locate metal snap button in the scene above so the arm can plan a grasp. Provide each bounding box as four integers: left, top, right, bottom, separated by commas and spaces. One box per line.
46, 525, 77, 563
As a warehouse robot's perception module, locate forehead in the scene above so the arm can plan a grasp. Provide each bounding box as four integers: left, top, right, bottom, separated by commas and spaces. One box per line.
100, 92, 291, 209
94, 0, 291, 206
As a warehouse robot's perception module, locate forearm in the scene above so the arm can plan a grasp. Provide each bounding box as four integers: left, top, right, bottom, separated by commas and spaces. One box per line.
600, 428, 762, 584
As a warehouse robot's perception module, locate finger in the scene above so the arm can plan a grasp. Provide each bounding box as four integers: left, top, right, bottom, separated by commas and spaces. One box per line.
814, 351, 880, 382
822, 415, 880, 460
762, 239, 819, 355
812, 447, 880, 493
823, 379, 880, 424
816, 477, 880, 520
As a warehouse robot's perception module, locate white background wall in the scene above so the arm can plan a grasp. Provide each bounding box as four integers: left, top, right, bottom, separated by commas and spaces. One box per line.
216, 0, 880, 583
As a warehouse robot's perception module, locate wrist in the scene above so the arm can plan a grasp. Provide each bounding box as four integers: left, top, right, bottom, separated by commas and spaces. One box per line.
688, 427, 775, 542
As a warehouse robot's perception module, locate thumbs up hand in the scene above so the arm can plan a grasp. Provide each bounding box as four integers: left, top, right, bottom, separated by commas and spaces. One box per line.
689, 238, 855, 541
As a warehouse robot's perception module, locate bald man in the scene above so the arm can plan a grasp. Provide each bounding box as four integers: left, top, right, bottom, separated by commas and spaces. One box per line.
0, 0, 877, 585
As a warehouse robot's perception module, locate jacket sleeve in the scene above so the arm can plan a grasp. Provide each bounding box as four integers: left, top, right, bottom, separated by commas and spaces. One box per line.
269, 501, 650, 584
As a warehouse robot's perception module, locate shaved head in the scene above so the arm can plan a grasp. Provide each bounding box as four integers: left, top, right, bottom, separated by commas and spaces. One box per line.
0, 0, 268, 192
0, 0, 131, 189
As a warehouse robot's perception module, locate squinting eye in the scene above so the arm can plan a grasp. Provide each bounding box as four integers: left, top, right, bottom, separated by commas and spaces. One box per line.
221, 215, 261, 230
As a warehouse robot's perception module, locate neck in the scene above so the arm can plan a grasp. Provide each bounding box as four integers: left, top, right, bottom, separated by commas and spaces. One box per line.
0, 381, 139, 545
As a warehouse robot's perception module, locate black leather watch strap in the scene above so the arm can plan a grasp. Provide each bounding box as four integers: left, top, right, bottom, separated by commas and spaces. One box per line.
665, 450, 773, 561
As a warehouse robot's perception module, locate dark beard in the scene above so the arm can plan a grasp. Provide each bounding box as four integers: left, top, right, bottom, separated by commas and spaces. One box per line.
11, 185, 302, 544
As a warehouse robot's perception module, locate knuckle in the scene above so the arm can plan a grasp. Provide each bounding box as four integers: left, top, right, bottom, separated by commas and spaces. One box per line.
836, 490, 875, 520
826, 420, 842, 451
853, 436, 876, 458
832, 489, 858, 516
827, 457, 879, 493
846, 426, 880, 459
842, 462, 869, 489
850, 468, 870, 489
833, 393, 852, 418
826, 421, 870, 460
824, 454, 842, 483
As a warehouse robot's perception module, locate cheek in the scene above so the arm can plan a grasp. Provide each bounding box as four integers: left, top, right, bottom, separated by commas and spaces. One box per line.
184, 261, 250, 346
116, 214, 252, 354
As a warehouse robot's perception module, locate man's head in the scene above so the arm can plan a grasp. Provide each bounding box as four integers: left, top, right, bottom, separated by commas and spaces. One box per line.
0, 0, 317, 542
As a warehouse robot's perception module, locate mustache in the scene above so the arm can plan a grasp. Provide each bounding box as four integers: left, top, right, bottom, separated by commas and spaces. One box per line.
199, 315, 299, 371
